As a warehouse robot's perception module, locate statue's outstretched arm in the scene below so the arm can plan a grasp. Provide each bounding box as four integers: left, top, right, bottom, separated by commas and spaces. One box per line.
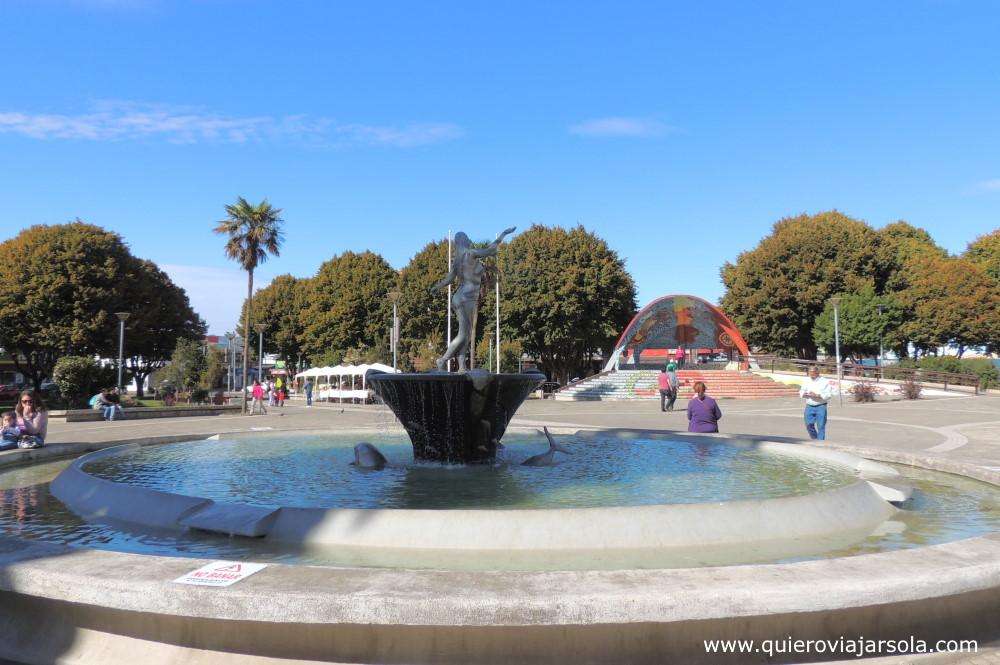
430, 260, 459, 293
470, 226, 516, 258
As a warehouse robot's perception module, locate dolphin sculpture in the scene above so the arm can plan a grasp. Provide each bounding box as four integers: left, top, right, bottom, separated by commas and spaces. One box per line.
521, 427, 572, 467
350, 442, 388, 470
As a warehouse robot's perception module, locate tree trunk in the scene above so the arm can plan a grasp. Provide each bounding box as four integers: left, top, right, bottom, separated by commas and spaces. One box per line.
11, 353, 43, 391
242, 269, 253, 414
133, 371, 147, 398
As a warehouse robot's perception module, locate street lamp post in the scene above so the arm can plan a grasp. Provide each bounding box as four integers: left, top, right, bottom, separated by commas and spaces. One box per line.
831, 297, 843, 406
254, 324, 266, 384
115, 312, 130, 391
495, 232, 501, 374
876, 303, 885, 371
387, 290, 401, 371
225, 333, 234, 392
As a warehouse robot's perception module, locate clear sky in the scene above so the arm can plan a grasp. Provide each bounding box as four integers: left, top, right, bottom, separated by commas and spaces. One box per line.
0, 0, 997, 333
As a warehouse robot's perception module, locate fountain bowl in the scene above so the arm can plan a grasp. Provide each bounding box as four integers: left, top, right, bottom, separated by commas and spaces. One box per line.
367, 368, 545, 464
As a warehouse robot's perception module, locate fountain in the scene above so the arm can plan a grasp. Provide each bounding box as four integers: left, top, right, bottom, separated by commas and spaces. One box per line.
367, 227, 544, 464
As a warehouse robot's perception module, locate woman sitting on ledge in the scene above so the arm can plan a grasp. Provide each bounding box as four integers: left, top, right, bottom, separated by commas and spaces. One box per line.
14, 390, 47, 448
686, 381, 722, 433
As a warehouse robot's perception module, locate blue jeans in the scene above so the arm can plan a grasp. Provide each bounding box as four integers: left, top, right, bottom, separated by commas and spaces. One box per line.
103, 405, 120, 421
306, 391, 312, 406
804, 403, 828, 440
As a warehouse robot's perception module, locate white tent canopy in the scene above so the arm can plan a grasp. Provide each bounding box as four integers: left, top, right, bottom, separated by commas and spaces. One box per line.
295, 363, 399, 403
295, 363, 399, 379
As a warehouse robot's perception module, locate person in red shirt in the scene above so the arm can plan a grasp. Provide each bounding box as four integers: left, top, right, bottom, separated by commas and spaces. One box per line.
251, 381, 267, 415
657, 369, 675, 412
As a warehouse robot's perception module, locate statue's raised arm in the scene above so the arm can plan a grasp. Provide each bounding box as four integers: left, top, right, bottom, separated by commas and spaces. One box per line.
470, 226, 516, 258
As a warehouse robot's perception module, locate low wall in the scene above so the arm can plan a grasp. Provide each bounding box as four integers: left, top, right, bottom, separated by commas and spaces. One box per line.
66, 405, 242, 422
0, 533, 997, 664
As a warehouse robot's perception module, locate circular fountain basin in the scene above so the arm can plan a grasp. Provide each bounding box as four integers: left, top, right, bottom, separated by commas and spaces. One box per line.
24, 430, 905, 566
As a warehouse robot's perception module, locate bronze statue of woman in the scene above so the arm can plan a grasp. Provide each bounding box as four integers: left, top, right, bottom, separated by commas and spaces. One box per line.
430, 226, 516, 371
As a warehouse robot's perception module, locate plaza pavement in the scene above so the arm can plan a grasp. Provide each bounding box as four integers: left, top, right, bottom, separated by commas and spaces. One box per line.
41, 392, 1000, 472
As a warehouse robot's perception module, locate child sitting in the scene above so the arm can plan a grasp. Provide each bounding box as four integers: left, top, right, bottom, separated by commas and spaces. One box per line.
1, 411, 22, 451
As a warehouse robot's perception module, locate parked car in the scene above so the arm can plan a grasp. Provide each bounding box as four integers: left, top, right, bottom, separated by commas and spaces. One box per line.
0, 383, 24, 401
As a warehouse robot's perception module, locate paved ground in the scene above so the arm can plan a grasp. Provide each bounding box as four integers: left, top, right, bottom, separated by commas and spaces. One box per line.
43, 392, 1000, 471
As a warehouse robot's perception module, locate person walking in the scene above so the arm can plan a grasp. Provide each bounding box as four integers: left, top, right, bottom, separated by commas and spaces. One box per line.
251, 380, 267, 415
665, 360, 679, 411
799, 366, 834, 440
304, 379, 313, 407
674, 346, 685, 369
658, 369, 672, 412
686, 381, 722, 433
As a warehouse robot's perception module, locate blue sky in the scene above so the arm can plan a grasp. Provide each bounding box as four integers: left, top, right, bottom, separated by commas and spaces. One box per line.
0, 1, 997, 333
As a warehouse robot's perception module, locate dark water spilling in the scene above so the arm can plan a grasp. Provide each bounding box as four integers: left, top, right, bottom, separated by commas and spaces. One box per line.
367, 370, 543, 464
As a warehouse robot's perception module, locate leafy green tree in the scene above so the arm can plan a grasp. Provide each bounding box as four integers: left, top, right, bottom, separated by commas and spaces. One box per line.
300, 251, 397, 362
499, 225, 636, 383
812, 287, 905, 360
876, 221, 949, 356
52, 356, 118, 408
878, 221, 948, 284
409, 331, 444, 372
123, 259, 206, 397
964, 229, 1000, 282
475, 327, 524, 373
0, 221, 139, 388
241, 274, 309, 376
214, 197, 284, 413
155, 338, 207, 391
199, 347, 228, 390
396, 239, 450, 366
720, 211, 888, 358
898, 256, 1000, 355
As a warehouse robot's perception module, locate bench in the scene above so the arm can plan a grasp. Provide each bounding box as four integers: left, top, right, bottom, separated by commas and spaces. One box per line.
65, 405, 242, 422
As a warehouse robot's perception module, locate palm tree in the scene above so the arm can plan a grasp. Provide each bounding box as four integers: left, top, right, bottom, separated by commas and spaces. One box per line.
214, 197, 284, 414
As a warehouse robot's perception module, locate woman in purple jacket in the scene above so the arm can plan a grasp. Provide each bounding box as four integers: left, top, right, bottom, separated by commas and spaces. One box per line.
686, 381, 721, 433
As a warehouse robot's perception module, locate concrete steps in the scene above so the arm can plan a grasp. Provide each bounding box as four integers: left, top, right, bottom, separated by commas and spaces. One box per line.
555, 370, 800, 401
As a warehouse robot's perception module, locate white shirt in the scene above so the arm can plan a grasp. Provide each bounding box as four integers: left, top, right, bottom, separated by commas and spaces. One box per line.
799, 376, 834, 406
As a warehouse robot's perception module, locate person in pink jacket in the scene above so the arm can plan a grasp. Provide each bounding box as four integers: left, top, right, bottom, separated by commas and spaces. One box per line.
14, 390, 47, 448
251, 380, 267, 415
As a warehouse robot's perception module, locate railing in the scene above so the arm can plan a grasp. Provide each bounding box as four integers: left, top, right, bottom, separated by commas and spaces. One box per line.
747, 354, 981, 394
